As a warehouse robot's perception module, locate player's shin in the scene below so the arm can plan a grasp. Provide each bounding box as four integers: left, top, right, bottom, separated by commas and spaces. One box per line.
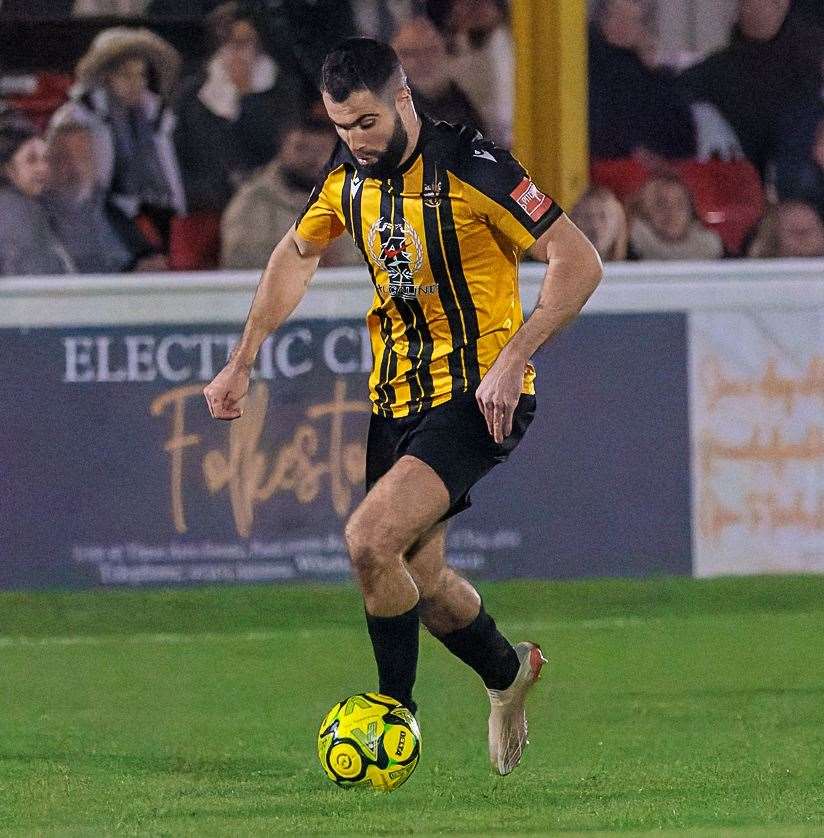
365, 604, 420, 715
427, 598, 519, 691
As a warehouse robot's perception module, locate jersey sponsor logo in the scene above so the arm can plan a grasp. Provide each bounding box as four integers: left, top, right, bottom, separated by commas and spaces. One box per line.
367, 219, 431, 300
473, 148, 497, 162
510, 177, 553, 222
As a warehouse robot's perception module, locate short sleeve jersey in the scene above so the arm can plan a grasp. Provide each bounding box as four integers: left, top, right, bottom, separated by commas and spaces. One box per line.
296, 115, 563, 418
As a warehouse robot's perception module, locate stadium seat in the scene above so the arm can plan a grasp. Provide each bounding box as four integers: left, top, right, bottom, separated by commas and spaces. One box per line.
4, 71, 71, 132
590, 158, 651, 202
168, 212, 222, 271
591, 158, 765, 255
674, 159, 765, 255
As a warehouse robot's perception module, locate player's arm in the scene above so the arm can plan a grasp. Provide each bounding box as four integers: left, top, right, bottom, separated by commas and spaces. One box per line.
505, 213, 603, 360
203, 228, 325, 420
476, 214, 603, 442
204, 157, 348, 420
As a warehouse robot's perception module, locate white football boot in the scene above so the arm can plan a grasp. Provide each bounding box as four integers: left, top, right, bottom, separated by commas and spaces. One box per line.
487, 641, 547, 775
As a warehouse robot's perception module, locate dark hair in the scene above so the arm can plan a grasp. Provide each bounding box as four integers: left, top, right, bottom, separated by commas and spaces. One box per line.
206, 1, 273, 54
321, 38, 403, 103
0, 115, 37, 168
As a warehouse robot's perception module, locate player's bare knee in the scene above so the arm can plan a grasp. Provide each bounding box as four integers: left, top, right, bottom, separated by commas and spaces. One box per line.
344, 513, 400, 576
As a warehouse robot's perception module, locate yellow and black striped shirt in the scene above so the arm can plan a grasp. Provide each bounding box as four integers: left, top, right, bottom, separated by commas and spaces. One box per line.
296, 116, 563, 418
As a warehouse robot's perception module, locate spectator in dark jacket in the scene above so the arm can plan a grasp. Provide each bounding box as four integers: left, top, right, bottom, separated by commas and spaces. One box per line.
775, 111, 824, 212
174, 1, 306, 212
589, 0, 696, 160
680, 0, 824, 175
794, 0, 824, 27
391, 17, 485, 133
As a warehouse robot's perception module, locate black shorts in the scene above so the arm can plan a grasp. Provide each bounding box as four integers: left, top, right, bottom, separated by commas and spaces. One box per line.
365, 391, 536, 520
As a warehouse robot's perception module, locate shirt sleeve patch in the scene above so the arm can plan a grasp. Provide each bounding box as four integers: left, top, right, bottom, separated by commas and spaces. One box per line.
510, 177, 553, 223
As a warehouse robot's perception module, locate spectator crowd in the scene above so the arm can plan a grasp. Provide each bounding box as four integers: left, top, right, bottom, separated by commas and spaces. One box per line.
1, 0, 824, 276
583, 0, 824, 260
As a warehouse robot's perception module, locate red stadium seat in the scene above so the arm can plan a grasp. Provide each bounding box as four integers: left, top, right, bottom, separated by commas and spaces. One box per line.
674, 160, 764, 256
590, 159, 651, 202
6, 72, 71, 132
591, 158, 765, 255
168, 212, 222, 271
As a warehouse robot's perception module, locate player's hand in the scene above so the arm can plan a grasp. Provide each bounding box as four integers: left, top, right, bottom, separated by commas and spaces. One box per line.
475, 351, 525, 444
203, 363, 250, 421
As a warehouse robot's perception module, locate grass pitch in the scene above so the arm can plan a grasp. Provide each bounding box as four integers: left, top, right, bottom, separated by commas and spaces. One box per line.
1, 575, 823, 836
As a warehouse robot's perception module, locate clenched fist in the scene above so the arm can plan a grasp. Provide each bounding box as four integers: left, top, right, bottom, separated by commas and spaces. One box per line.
203, 363, 250, 421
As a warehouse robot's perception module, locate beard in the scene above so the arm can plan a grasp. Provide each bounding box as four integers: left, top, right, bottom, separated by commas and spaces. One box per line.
358, 114, 409, 179
281, 165, 320, 193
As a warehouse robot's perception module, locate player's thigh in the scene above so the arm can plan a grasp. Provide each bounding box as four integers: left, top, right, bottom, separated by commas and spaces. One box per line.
346, 454, 451, 560
406, 522, 447, 596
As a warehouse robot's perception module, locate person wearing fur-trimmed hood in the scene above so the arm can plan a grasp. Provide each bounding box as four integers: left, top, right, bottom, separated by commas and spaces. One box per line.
49, 26, 187, 241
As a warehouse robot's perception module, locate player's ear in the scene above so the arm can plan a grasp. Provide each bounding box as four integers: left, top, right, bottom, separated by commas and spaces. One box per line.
394, 83, 413, 113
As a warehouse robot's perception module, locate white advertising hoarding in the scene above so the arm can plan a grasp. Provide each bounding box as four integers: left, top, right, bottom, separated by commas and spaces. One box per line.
690, 310, 824, 576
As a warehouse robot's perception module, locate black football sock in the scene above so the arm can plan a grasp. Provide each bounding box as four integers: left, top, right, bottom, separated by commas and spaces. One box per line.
365, 604, 419, 715
434, 602, 519, 691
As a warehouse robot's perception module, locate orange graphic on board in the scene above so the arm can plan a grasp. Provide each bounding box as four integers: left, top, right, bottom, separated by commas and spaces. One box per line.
701, 356, 824, 412
151, 379, 370, 537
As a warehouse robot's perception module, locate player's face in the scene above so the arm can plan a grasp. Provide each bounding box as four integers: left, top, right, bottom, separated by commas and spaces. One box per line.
323, 89, 409, 179
5, 137, 49, 198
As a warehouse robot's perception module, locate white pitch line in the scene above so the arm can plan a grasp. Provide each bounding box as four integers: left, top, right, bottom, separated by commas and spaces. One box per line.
0, 617, 659, 650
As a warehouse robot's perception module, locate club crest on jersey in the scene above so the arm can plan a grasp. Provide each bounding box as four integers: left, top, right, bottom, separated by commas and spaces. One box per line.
367, 219, 430, 300
422, 178, 443, 207
510, 177, 553, 222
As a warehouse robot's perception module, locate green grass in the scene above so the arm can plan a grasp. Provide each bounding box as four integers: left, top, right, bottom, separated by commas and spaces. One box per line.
1, 576, 824, 836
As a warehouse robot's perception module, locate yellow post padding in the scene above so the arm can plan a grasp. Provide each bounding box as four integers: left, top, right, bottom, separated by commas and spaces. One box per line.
511, 0, 589, 212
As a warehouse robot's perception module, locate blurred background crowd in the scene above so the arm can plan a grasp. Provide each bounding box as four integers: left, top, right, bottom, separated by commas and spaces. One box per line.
0, 0, 823, 276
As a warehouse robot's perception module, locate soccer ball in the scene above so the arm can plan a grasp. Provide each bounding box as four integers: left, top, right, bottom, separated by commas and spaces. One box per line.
317, 692, 421, 791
